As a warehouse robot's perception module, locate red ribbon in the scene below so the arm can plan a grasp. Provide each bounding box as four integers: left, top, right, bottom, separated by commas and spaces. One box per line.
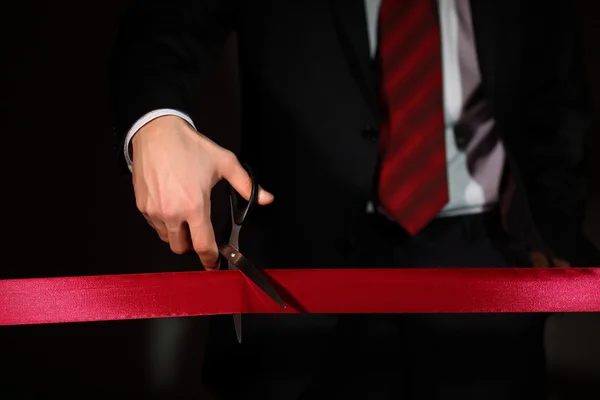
1, 268, 599, 326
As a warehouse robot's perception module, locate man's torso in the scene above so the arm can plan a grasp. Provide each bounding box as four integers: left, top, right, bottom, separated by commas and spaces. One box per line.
230, 0, 534, 268
200, 0, 592, 397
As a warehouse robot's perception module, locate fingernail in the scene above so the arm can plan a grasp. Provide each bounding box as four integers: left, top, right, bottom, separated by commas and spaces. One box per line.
201, 257, 221, 271
258, 187, 274, 203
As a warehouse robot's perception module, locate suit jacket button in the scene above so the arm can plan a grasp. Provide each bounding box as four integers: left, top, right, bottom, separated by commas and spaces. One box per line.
361, 127, 378, 142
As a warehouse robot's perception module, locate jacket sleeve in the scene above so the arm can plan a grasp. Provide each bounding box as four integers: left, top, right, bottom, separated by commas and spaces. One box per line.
108, 0, 241, 171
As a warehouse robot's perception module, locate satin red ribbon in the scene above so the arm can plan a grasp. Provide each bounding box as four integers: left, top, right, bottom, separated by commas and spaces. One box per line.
1, 268, 599, 326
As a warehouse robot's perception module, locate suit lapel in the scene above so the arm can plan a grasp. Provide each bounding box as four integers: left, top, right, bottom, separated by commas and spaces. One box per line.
469, 0, 498, 100
470, 1, 553, 252
329, 0, 379, 120
470, 0, 527, 107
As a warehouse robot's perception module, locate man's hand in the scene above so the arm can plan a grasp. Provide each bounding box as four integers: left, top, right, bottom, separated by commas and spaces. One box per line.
131, 115, 274, 269
530, 250, 570, 268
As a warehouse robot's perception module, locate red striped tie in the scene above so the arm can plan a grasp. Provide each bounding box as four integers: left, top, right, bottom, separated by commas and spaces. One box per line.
377, 0, 448, 234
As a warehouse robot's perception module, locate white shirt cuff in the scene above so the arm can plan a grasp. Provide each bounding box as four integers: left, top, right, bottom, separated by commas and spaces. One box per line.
123, 109, 197, 171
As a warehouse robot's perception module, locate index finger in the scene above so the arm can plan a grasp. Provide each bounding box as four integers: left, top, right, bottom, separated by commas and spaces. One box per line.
187, 206, 220, 270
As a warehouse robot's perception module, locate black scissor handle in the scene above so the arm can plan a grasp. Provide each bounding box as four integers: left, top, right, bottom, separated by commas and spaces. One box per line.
229, 163, 258, 226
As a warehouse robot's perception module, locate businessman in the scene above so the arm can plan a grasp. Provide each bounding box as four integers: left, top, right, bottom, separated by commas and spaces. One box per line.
110, 0, 597, 399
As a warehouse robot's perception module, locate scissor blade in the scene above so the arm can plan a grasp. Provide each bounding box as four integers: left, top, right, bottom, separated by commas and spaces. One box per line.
238, 258, 287, 308
229, 255, 242, 343
219, 243, 287, 309
233, 313, 242, 343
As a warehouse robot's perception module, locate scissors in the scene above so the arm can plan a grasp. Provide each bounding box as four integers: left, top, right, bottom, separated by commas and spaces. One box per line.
218, 164, 286, 343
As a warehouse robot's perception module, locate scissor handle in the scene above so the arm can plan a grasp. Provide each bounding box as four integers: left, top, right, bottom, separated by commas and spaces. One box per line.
229, 163, 258, 226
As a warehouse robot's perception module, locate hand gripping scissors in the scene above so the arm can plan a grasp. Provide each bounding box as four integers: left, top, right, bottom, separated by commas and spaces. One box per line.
218, 164, 286, 343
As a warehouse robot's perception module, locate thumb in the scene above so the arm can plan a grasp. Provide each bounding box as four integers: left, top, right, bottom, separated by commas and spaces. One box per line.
221, 157, 274, 205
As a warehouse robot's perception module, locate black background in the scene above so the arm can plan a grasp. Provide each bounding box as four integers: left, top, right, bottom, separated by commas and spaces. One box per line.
0, 1, 598, 397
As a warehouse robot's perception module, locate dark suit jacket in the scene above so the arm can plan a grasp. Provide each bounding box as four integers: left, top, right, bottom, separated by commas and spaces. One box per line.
109, 0, 598, 395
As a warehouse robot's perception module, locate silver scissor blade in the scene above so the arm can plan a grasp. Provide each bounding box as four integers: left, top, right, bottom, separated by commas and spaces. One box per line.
238, 259, 287, 309
229, 259, 242, 344
233, 313, 242, 343
218, 243, 286, 309
222, 232, 243, 343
